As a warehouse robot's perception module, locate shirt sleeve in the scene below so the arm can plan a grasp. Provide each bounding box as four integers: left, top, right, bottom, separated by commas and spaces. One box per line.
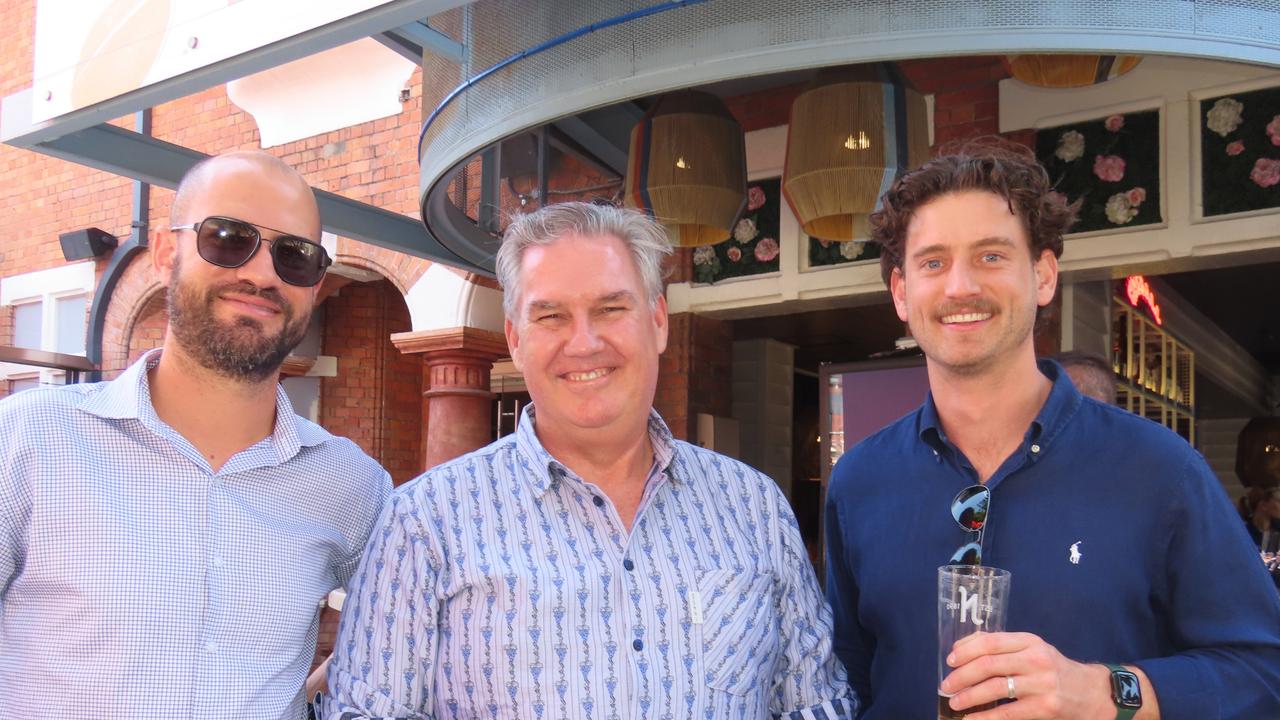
335, 469, 394, 590
823, 457, 875, 714
766, 477, 859, 719
1132, 450, 1280, 720
324, 490, 441, 720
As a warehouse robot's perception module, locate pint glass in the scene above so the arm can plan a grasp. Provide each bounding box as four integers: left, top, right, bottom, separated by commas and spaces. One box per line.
938, 565, 1011, 719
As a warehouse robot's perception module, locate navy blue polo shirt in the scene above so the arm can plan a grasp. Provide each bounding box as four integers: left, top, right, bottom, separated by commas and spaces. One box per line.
825, 360, 1280, 720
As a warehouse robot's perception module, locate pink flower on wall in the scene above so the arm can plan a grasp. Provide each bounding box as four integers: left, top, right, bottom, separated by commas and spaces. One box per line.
1105, 114, 1125, 132
1267, 115, 1280, 147
1126, 187, 1147, 205
1250, 157, 1280, 188
746, 186, 767, 211
726, 246, 742, 262
1093, 155, 1126, 182
1226, 140, 1245, 156
754, 237, 780, 262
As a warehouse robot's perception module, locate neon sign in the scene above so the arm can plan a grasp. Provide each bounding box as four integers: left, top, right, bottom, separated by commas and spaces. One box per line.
1124, 275, 1163, 325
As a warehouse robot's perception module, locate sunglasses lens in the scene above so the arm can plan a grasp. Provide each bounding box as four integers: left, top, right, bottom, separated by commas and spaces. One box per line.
270, 236, 327, 286
196, 217, 260, 268
952, 485, 990, 531
950, 542, 982, 565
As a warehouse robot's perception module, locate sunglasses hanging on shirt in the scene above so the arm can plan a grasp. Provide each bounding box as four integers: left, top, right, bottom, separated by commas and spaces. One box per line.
170, 215, 332, 287
950, 484, 991, 565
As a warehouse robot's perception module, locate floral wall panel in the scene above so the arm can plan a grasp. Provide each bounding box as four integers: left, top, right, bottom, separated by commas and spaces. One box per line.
692, 178, 781, 284
1200, 85, 1280, 217
1036, 109, 1161, 233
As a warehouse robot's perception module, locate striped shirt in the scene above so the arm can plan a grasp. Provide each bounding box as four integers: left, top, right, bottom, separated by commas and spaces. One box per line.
325, 407, 855, 719
0, 350, 392, 719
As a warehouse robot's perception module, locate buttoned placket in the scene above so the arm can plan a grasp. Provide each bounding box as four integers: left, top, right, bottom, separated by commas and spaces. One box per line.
568, 461, 673, 720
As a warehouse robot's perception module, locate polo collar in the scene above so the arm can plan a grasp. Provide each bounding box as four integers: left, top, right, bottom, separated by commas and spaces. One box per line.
918, 358, 1083, 456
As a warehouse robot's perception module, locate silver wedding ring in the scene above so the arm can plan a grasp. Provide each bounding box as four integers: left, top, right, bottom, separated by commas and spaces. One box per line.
1006, 675, 1017, 700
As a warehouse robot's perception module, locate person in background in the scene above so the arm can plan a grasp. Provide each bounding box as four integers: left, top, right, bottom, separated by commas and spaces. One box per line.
824, 138, 1280, 720
1240, 486, 1280, 546
0, 151, 391, 719
325, 201, 856, 719
1054, 349, 1117, 404
1239, 486, 1280, 586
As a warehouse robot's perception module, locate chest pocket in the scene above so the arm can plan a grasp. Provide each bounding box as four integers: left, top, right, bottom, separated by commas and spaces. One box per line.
699, 569, 780, 696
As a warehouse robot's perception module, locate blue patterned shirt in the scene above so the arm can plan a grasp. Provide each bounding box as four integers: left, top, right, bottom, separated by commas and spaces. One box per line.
325, 407, 855, 720
0, 350, 392, 719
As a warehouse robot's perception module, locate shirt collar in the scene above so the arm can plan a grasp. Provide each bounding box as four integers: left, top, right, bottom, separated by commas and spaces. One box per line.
79, 349, 330, 457
513, 404, 680, 497
918, 358, 1083, 454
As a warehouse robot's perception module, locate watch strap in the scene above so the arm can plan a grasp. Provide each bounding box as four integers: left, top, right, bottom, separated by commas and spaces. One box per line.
1104, 663, 1139, 720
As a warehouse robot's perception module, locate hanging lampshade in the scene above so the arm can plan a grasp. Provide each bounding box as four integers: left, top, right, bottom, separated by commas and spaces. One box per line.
624, 90, 746, 247
782, 64, 929, 242
1003, 54, 1142, 88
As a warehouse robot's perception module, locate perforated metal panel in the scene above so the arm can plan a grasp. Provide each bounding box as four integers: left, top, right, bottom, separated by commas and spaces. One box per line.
421, 0, 1280, 270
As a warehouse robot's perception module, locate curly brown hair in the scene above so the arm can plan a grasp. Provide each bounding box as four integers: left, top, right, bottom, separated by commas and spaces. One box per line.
870, 137, 1078, 287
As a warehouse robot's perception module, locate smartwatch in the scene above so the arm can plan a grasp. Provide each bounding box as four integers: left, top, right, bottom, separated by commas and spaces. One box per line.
1104, 663, 1142, 720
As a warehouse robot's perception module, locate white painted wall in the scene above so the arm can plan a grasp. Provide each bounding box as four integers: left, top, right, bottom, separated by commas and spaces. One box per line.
404, 263, 504, 333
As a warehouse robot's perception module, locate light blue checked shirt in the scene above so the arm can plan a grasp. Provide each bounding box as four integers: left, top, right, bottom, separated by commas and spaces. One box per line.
325, 406, 855, 719
0, 350, 392, 719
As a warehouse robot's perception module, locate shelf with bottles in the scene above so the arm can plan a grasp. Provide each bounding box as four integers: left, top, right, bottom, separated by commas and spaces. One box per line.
1111, 297, 1195, 444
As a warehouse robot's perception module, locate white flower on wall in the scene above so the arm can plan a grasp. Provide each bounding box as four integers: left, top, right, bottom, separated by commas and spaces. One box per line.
1054, 130, 1085, 162
839, 240, 865, 260
1206, 97, 1244, 137
733, 217, 758, 244
1105, 192, 1139, 225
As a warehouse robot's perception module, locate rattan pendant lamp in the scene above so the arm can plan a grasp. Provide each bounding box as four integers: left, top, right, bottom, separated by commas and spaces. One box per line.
782, 64, 929, 242
624, 90, 746, 246
1003, 54, 1142, 88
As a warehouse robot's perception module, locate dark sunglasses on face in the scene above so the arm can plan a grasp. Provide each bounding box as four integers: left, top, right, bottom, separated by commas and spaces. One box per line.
170, 215, 331, 287
950, 484, 991, 565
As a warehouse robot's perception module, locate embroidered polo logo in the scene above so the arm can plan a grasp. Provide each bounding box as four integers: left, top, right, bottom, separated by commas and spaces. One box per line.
1069, 541, 1083, 565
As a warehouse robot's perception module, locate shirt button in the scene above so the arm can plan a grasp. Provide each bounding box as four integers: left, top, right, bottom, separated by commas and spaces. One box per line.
592, 496, 605, 507
632, 639, 643, 651
205, 642, 218, 653
623, 559, 635, 571
1031, 444, 1041, 454
211, 557, 223, 569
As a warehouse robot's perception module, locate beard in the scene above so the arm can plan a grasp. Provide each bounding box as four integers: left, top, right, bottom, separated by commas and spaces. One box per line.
167, 256, 309, 383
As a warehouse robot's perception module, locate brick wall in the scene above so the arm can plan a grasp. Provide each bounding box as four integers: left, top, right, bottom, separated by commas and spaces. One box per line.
656, 312, 733, 441
126, 292, 168, 364
319, 279, 421, 484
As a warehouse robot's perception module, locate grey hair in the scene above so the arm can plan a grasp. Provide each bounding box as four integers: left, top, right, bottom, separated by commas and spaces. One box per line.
496, 202, 673, 321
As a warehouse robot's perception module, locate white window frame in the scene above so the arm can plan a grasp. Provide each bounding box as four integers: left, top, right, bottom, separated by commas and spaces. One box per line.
1, 262, 96, 385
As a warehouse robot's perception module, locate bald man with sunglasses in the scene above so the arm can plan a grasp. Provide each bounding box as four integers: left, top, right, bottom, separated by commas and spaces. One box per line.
0, 151, 391, 719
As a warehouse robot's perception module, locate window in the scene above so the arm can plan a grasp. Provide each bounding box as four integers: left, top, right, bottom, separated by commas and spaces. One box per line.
1, 262, 95, 387
55, 295, 88, 355
13, 301, 43, 350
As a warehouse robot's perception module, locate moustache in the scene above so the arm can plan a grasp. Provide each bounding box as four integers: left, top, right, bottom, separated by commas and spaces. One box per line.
934, 299, 998, 319
209, 281, 290, 312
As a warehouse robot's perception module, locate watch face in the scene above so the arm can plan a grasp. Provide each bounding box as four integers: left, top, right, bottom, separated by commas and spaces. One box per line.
1111, 669, 1142, 708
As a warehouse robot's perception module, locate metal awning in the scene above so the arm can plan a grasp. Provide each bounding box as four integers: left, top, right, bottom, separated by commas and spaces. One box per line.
1, 0, 487, 274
